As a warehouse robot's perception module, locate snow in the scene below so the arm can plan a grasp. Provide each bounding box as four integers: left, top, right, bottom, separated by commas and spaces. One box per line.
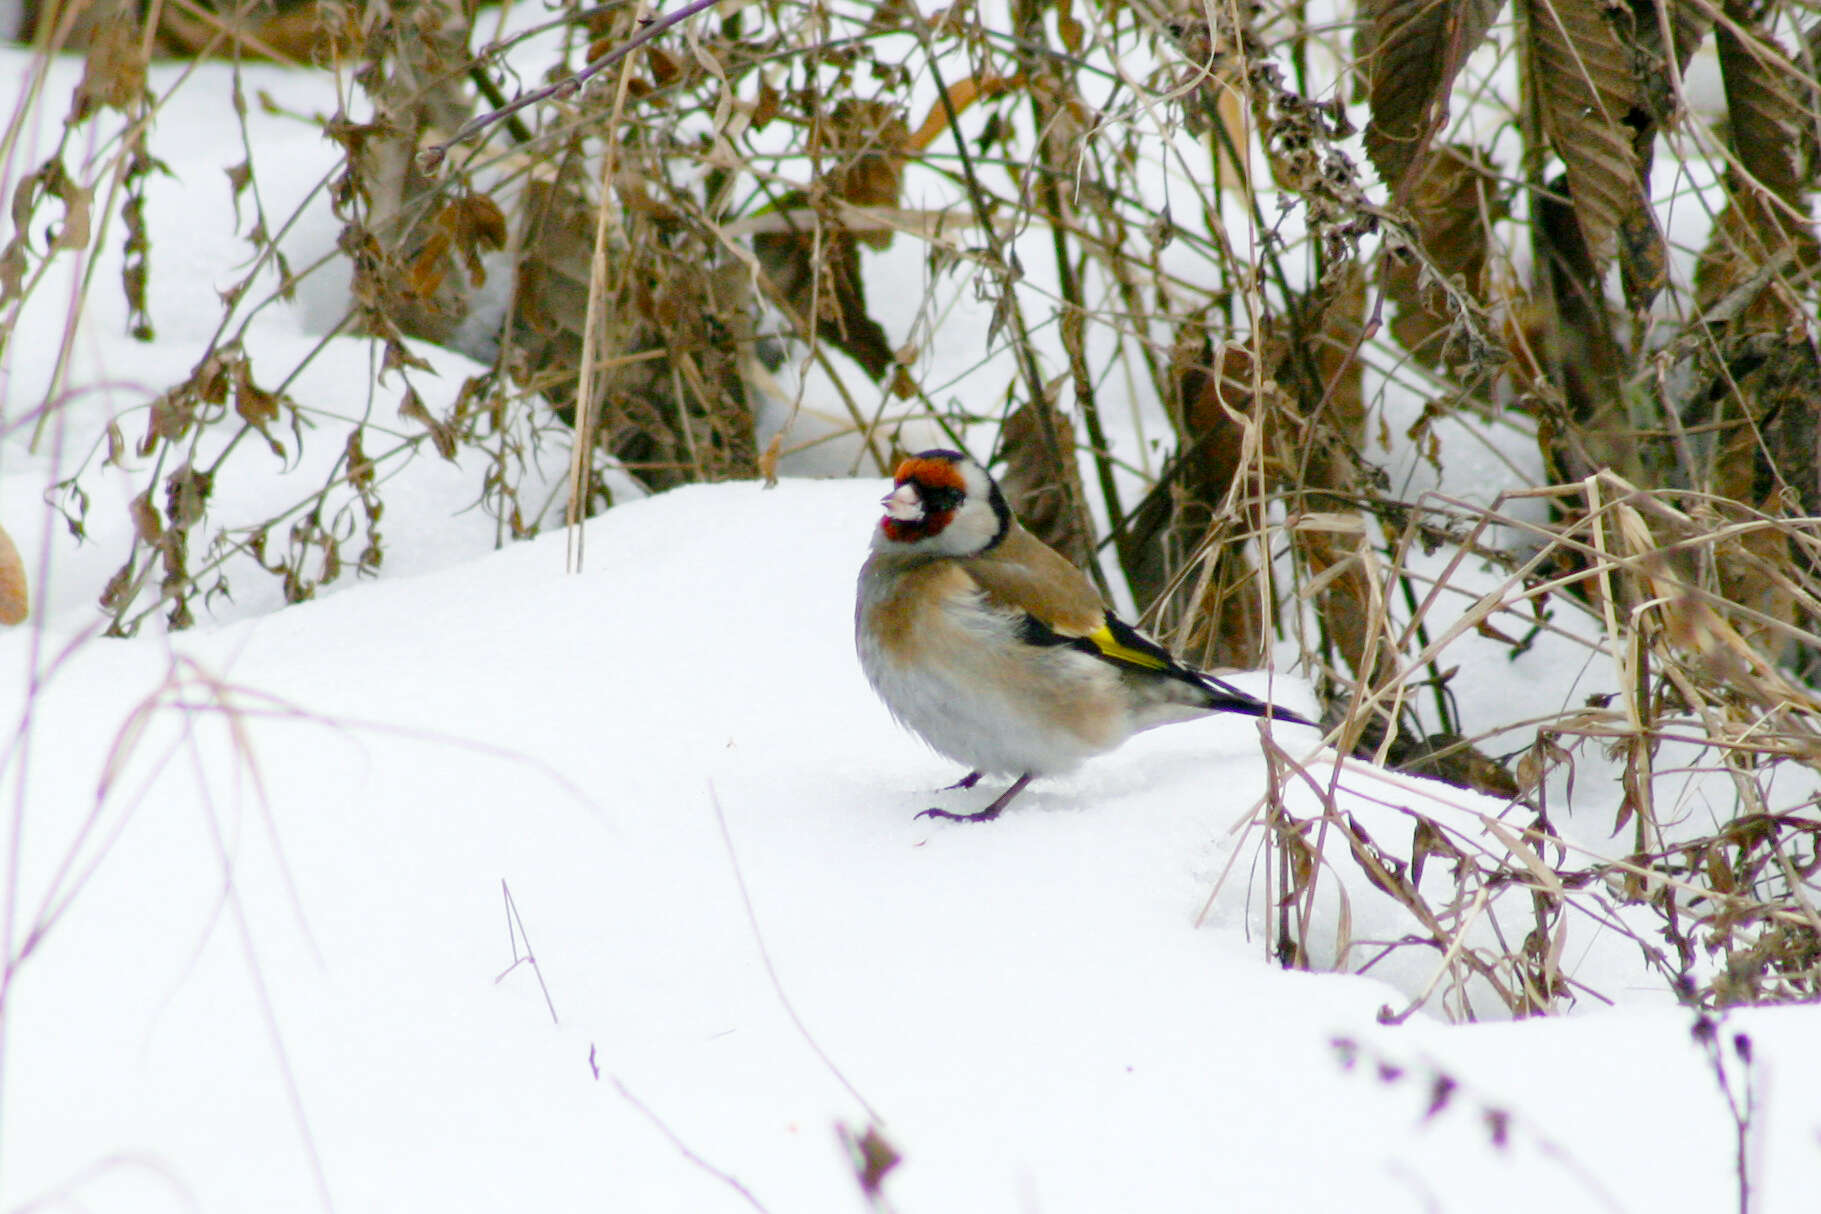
5, 30, 1821, 1214
9, 477, 1818, 1213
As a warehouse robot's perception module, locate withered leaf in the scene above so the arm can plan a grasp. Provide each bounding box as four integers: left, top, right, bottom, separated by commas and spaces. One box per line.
1700, 11, 1821, 311
0, 522, 29, 626
195, 351, 232, 405
100, 564, 134, 613
645, 46, 682, 86
1411, 815, 1467, 887
442, 194, 507, 287
757, 431, 783, 487
346, 429, 376, 491
70, 0, 147, 122
13, 161, 92, 257
888, 363, 917, 400
1524, 0, 1655, 272
752, 224, 894, 381
232, 357, 281, 432
165, 465, 212, 529
752, 79, 780, 129
399, 385, 459, 460
1381, 145, 1504, 366
1056, 0, 1085, 52
0, 241, 24, 304
141, 388, 198, 455
405, 229, 453, 300
1345, 813, 1420, 906
1361, 0, 1506, 196
1612, 786, 1636, 838
998, 397, 1093, 570
1717, 15, 1812, 209
1278, 822, 1319, 901
381, 339, 435, 378
1617, 192, 1667, 310
51, 179, 92, 253
1395, 732, 1521, 799
846, 1124, 901, 1197
128, 490, 163, 544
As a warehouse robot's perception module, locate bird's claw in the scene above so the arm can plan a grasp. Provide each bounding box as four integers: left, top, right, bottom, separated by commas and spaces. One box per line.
915, 805, 1001, 824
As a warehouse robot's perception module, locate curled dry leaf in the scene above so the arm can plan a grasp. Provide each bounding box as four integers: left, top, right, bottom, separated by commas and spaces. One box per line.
751, 99, 913, 380
826, 99, 911, 241
1361, 0, 1506, 197
844, 1123, 901, 1197
1717, 11, 1814, 213
1159, 14, 1252, 187
400, 385, 460, 461
0, 522, 28, 625
69, 0, 148, 122
513, 161, 759, 489
997, 397, 1094, 571
1696, 11, 1821, 324
405, 194, 508, 299
1125, 329, 1266, 665
128, 490, 163, 545
1382, 145, 1505, 368
1392, 732, 1521, 799
752, 226, 894, 381
1523, 0, 1657, 275
1686, 339, 1821, 666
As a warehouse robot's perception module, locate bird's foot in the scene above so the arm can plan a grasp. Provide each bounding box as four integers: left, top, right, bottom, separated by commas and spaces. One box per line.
914, 772, 1034, 825
916, 804, 1003, 824
941, 770, 984, 791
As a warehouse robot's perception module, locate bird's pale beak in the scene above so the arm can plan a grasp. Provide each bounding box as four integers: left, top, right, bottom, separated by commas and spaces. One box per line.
880, 483, 923, 521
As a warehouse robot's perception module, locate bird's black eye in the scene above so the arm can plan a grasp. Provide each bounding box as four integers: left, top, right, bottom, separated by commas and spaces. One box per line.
918, 484, 963, 514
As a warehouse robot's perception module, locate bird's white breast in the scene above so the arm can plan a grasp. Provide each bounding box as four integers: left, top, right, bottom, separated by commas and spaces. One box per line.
857, 556, 1133, 776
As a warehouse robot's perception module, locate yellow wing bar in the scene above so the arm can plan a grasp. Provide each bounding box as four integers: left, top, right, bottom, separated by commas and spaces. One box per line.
1083, 622, 1169, 671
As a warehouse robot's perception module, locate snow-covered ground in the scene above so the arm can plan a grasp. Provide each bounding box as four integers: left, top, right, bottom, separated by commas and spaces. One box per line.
5, 25, 1820, 1214
10, 471, 1821, 1214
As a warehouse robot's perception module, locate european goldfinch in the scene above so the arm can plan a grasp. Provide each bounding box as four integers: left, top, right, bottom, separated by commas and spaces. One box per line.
856, 449, 1315, 822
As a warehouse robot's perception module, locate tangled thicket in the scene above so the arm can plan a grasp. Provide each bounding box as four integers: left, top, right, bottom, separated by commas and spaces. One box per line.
8, 0, 1821, 1019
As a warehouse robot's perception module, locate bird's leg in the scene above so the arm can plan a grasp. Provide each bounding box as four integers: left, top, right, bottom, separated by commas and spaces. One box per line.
917, 773, 1034, 824
941, 770, 983, 791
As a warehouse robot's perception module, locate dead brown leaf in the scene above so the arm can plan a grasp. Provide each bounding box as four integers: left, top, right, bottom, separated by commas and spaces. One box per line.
998, 398, 1094, 571
1382, 145, 1504, 369
1361, 0, 1505, 198
0, 522, 26, 626
1524, 0, 1657, 276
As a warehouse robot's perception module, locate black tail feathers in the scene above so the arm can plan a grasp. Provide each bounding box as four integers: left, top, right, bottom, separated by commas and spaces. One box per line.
1197, 672, 1318, 730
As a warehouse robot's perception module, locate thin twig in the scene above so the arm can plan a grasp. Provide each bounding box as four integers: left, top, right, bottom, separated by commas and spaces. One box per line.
420, 0, 723, 170
709, 788, 886, 1126
591, 1046, 773, 1214
497, 880, 559, 1025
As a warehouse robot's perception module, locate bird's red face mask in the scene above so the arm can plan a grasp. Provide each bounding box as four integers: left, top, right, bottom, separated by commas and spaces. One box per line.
879, 456, 966, 543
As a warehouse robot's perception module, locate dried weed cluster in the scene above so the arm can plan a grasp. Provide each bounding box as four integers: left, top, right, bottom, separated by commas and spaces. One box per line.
6, 0, 1821, 1019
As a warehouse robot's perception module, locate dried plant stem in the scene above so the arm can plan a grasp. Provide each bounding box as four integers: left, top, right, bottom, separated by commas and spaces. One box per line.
422, 0, 723, 170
